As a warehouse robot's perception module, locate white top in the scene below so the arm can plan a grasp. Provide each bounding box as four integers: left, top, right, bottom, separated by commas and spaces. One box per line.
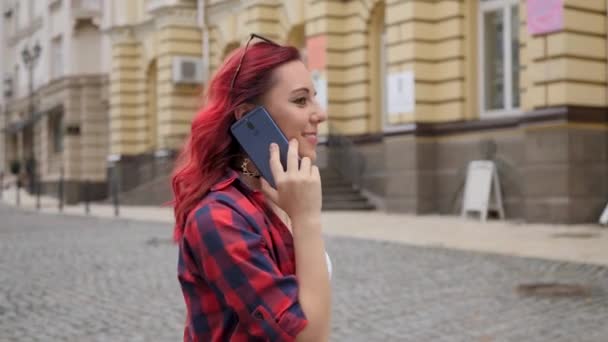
325, 252, 332, 279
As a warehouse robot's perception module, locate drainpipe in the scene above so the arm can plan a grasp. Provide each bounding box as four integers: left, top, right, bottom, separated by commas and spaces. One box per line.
197, 0, 209, 82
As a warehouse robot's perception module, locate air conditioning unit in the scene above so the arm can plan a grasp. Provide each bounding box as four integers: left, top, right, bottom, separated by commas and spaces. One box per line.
172, 57, 205, 85
3, 77, 13, 99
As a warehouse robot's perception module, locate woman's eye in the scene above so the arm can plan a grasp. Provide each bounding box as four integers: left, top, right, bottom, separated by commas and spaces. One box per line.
294, 97, 307, 105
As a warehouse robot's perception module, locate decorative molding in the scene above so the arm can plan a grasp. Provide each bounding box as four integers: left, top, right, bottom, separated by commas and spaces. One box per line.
332, 106, 608, 143
155, 7, 200, 29
8, 17, 44, 46
105, 26, 137, 44
207, 0, 254, 25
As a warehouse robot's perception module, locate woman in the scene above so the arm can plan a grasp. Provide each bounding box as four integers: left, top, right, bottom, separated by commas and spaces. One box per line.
171, 34, 332, 342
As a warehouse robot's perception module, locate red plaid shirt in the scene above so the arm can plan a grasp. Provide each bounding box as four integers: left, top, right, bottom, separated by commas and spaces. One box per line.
177, 169, 308, 341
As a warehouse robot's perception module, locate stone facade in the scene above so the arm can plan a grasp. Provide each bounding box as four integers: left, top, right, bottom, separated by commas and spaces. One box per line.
0, 0, 110, 204
103, 0, 607, 223
104, 0, 202, 193
4, 0, 604, 222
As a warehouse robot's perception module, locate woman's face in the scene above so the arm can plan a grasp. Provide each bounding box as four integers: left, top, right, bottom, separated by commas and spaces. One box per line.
260, 60, 327, 162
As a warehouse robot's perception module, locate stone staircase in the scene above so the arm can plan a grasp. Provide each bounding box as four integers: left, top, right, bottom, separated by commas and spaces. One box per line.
320, 168, 375, 211
109, 167, 375, 211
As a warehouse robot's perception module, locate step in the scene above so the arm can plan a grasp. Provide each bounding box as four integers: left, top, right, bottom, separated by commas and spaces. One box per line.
323, 185, 359, 195
323, 196, 370, 204
322, 193, 367, 202
322, 201, 375, 211
322, 180, 356, 188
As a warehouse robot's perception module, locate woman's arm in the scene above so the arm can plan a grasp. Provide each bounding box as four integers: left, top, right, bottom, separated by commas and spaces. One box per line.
292, 218, 331, 342
263, 140, 332, 342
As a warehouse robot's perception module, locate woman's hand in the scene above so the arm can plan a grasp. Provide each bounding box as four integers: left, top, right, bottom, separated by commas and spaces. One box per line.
261, 139, 322, 225
262, 139, 331, 341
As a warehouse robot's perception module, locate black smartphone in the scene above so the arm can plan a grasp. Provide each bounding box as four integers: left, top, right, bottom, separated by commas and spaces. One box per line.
230, 106, 290, 188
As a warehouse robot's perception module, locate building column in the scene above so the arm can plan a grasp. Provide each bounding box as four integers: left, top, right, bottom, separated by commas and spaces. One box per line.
78, 76, 109, 201
155, 5, 202, 151
520, 0, 608, 223
243, 1, 282, 40
108, 28, 145, 157
107, 27, 147, 193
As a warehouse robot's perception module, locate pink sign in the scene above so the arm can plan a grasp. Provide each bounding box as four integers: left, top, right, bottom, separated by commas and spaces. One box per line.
527, 0, 563, 35
306, 35, 327, 70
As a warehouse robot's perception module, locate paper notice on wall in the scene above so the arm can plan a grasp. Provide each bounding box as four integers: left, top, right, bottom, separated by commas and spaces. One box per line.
527, 0, 563, 35
306, 35, 327, 70
387, 71, 414, 116
312, 70, 328, 111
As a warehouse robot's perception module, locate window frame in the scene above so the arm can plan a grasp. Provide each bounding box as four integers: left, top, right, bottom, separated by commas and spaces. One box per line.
478, 0, 521, 118
50, 111, 64, 154
51, 36, 63, 80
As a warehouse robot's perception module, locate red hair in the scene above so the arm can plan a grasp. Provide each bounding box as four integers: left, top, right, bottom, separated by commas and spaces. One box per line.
171, 41, 301, 241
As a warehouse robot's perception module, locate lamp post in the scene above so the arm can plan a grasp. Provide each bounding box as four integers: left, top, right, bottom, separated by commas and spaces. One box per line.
21, 42, 42, 209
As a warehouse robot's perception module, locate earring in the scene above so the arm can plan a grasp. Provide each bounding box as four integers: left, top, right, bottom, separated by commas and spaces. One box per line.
240, 158, 260, 178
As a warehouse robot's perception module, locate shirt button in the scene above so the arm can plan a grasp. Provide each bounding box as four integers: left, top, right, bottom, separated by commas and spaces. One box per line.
254, 311, 264, 320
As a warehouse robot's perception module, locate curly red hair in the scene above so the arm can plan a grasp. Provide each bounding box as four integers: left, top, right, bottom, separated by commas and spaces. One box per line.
170, 41, 301, 241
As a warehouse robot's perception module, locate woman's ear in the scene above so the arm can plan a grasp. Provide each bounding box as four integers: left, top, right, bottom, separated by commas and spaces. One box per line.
234, 104, 256, 120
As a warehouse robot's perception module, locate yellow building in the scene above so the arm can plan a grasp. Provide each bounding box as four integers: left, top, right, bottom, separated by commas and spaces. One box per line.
103, 0, 202, 198
106, 0, 608, 223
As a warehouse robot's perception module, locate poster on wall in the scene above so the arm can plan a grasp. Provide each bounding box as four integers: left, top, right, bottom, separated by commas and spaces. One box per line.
527, 0, 563, 35
386, 71, 415, 116
307, 35, 328, 111
312, 70, 328, 111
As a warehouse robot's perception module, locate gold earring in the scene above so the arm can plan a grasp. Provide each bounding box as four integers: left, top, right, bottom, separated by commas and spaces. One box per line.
240, 158, 260, 178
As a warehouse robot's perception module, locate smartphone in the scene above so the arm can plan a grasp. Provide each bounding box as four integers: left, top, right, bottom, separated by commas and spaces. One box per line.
230, 106, 290, 188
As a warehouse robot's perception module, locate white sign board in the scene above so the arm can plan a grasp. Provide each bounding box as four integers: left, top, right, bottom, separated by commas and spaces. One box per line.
387, 71, 414, 115
311, 70, 328, 111
461, 160, 505, 222
600, 202, 608, 225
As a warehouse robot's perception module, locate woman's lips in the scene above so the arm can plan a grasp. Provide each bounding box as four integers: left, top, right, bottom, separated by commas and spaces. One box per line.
302, 133, 318, 145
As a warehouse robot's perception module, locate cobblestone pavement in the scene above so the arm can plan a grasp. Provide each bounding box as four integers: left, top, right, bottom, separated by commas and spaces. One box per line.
1, 204, 607, 342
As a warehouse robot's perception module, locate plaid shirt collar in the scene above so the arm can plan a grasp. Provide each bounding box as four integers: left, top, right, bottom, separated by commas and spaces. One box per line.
210, 168, 240, 192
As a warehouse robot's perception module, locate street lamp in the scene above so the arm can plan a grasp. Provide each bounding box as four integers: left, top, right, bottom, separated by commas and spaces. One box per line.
21, 42, 42, 208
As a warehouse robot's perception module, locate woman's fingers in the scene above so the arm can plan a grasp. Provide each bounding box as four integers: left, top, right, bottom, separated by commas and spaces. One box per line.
268, 143, 285, 181
287, 139, 299, 174
260, 178, 279, 204
312, 165, 320, 181
300, 156, 312, 175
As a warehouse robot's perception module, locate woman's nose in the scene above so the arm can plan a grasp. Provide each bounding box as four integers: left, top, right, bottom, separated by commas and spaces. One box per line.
312, 107, 328, 123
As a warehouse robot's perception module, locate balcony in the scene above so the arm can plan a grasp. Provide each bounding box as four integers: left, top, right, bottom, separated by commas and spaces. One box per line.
146, 0, 191, 13
72, 0, 101, 20
147, 0, 168, 12
48, 0, 62, 10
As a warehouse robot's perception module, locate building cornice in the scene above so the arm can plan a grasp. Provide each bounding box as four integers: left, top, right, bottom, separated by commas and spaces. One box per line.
104, 25, 137, 44
207, 0, 253, 24
4, 74, 108, 113
8, 17, 44, 47
153, 5, 199, 29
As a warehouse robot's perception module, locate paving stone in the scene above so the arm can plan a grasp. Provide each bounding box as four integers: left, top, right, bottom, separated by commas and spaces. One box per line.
0, 204, 607, 341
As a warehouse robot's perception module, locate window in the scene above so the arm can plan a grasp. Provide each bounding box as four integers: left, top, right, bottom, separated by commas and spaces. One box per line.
479, 0, 520, 116
51, 37, 63, 79
13, 65, 19, 98
50, 111, 64, 153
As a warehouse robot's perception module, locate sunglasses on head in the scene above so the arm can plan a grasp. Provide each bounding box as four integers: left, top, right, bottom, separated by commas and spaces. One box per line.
230, 33, 280, 90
